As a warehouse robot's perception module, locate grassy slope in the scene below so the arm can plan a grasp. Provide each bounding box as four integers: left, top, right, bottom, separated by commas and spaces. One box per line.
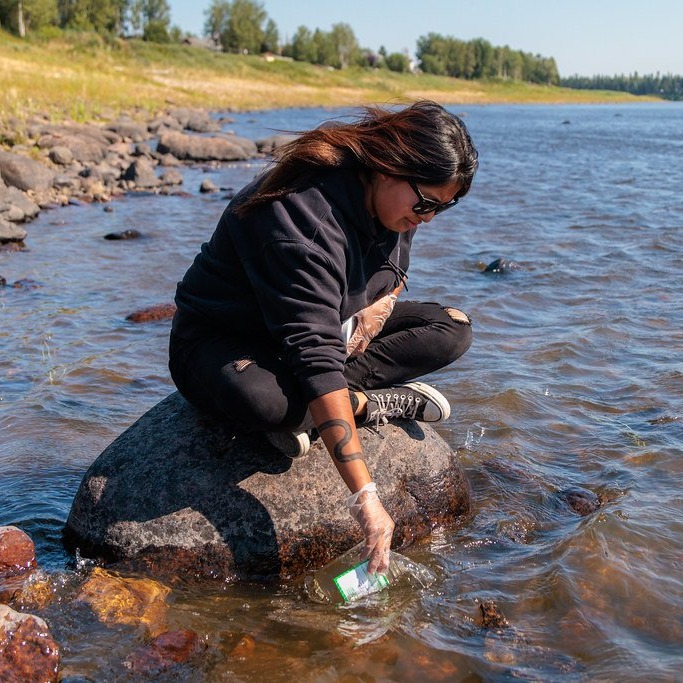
0, 30, 659, 124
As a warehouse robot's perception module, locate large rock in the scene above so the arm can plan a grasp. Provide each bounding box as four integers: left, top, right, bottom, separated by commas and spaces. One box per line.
0, 150, 55, 192
156, 131, 250, 162
64, 392, 470, 581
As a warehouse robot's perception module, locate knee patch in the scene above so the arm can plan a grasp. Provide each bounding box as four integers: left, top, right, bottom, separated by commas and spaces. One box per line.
443, 307, 471, 325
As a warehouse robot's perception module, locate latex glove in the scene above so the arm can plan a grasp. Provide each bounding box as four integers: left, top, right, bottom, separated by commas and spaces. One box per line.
346, 293, 398, 356
346, 482, 395, 574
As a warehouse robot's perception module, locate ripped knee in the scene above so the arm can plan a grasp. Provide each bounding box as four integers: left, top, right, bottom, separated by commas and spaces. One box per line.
443, 307, 471, 325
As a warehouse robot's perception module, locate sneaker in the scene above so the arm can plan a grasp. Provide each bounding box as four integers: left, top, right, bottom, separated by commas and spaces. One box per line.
265, 430, 311, 458
361, 382, 451, 427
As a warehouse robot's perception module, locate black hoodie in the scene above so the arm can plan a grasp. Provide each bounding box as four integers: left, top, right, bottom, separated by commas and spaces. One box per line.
173, 167, 414, 403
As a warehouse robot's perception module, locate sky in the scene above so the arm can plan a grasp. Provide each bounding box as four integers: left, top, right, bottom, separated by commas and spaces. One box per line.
166, 0, 683, 77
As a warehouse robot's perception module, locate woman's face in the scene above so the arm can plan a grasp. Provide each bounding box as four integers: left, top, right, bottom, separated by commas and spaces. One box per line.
366, 174, 461, 233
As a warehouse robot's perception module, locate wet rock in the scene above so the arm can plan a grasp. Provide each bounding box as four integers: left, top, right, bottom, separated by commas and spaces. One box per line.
480, 600, 510, 630
0, 150, 56, 192
125, 629, 205, 674
558, 487, 601, 516
482, 257, 520, 274
49, 145, 74, 165
256, 134, 298, 155
0, 604, 60, 683
103, 229, 142, 240
122, 158, 161, 188
64, 392, 471, 581
0, 525, 37, 574
157, 131, 249, 162
200, 178, 219, 193
126, 303, 176, 323
158, 152, 181, 167
77, 567, 170, 636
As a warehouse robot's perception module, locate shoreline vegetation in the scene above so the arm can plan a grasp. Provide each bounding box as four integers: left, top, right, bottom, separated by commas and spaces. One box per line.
0, 31, 660, 127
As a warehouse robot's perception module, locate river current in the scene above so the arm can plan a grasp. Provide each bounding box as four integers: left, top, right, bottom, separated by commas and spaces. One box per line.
1, 103, 682, 681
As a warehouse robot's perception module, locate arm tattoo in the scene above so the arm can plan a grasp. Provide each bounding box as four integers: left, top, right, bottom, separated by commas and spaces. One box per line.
317, 418, 364, 463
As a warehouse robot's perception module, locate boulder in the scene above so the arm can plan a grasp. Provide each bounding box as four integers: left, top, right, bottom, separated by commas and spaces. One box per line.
0, 605, 60, 683
0, 526, 37, 573
0, 151, 55, 192
156, 131, 249, 162
64, 392, 471, 582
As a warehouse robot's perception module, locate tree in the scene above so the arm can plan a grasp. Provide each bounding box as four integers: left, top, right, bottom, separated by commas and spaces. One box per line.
0, 0, 58, 35
261, 16, 277, 53
328, 22, 358, 69
129, 0, 170, 39
384, 51, 410, 73
205, 0, 268, 54
58, 0, 127, 34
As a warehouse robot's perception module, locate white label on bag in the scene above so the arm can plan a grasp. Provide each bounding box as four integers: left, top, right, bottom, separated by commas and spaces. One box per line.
333, 560, 389, 602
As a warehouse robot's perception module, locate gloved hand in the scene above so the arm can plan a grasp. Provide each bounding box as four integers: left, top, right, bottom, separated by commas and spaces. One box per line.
346, 293, 398, 356
346, 482, 395, 574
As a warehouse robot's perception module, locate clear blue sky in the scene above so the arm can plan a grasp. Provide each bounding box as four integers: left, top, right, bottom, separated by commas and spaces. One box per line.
167, 0, 683, 77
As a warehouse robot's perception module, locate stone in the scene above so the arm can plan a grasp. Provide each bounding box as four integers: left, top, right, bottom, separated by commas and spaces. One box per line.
64, 392, 471, 582
159, 168, 183, 186
126, 303, 176, 322
157, 131, 249, 162
122, 158, 160, 188
49, 145, 74, 165
0, 526, 37, 574
0, 150, 55, 192
0, 605, 60, 683
256, 134, 298, 155
77, 567, 170, 637
0, 218, 27, 243
199, 178, 219, 193
105, 120, 149, 142
124, 629, 205, 674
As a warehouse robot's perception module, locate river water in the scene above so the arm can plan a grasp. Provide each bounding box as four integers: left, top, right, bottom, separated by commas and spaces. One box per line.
1, 103, 682, 681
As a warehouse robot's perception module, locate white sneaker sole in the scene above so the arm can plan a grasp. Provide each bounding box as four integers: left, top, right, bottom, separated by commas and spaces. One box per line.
398, 382, 451, 422
265, 431, 311, 458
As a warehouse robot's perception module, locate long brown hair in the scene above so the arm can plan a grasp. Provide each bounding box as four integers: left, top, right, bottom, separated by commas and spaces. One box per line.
237, 100, 478, 215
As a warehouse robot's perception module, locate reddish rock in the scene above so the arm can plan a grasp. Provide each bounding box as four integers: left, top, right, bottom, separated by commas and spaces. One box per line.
0, 526, 37, 575
126, 303, 177, 323
125, 629, 205, 673
0, 605, 60, 683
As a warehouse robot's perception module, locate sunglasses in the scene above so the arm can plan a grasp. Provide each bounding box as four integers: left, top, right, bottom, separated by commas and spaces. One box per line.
408, 179, 459, 215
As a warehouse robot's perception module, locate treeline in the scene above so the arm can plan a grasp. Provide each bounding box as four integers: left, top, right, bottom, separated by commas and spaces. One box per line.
416, 33, 559, 85
560, 73, 683, 101
0, 0, 177, 42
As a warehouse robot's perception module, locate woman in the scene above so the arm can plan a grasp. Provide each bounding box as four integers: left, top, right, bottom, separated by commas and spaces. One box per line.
169, 100, 478, 575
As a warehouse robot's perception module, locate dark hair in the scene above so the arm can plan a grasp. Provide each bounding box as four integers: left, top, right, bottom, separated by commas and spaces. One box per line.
237, 100, 478, 215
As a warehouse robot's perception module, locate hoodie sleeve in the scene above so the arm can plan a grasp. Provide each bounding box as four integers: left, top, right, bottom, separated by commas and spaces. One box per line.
241, 231, 350, 403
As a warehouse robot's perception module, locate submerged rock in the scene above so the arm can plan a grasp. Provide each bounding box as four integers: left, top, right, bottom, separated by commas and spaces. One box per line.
77, 567, 170, 637
126, 303, 177, 323
64, 392, 471, 581
558, 487, 601, 516
0, 604, 60, 683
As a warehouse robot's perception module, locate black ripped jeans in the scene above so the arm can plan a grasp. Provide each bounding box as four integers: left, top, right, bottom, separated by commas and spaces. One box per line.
168, 301, 472, 433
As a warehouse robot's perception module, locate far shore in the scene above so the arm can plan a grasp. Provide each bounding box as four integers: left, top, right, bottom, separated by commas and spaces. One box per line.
0, 31, 661, 131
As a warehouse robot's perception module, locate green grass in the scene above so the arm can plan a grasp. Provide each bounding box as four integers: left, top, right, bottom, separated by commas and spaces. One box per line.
0, 29, 659, 126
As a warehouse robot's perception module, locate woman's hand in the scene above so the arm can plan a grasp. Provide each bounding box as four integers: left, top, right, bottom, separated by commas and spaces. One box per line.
347, 482, 395, 574
346, 293, 398, 356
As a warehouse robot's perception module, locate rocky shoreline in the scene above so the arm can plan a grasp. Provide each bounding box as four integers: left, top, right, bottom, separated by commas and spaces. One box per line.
0, 107, 294, 248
